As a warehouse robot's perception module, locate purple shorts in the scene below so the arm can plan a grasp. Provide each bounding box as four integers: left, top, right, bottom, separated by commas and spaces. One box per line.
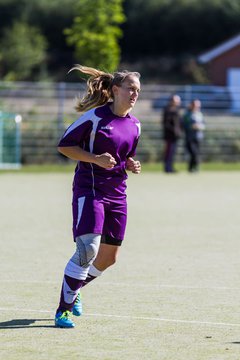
72, 193, 127, 242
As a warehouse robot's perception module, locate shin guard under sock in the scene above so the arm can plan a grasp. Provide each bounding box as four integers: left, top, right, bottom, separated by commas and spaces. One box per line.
82, 264, 103, 288
58, 275, 84, 312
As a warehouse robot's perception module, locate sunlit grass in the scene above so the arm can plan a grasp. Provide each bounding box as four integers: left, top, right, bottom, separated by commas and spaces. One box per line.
1, 162, 240, 174
141, 162, 240, 172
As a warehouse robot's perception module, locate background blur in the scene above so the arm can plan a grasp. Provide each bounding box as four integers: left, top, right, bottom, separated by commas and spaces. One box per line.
0, 0, 240, 167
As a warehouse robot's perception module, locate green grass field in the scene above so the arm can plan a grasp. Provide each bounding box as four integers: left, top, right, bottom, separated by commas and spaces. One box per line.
1, 170, 240, 359
1, 161, 240, 174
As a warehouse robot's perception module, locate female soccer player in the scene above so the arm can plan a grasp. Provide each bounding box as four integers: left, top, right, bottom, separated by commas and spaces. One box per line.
55, 65, 141, 328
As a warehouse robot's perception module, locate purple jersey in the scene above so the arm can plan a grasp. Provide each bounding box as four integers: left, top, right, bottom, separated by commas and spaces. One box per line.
58, 103, 141, 199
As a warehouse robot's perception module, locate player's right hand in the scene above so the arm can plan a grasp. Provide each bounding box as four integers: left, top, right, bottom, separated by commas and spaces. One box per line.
94, 153, 117, 169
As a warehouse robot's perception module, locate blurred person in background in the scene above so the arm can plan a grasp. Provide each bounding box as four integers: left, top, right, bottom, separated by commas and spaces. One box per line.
162, 94, 182, 173
182, 99, 205, 172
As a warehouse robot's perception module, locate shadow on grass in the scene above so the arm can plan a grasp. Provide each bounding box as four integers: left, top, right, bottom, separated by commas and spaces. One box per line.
0, 318, 55, 329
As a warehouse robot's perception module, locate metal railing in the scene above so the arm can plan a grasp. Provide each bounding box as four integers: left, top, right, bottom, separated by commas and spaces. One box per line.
0, 81, 239, 164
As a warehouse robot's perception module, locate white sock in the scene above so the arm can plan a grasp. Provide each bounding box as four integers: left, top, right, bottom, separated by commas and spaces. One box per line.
64, 260, 89, 280
88, 264, 102, 277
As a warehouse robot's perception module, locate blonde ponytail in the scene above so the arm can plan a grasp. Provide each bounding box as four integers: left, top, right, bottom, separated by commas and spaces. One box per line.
69, 65, 114, 112
70, 65, 141, 112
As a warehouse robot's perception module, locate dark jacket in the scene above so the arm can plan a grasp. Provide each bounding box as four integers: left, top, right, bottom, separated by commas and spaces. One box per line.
162, 105, 181, 141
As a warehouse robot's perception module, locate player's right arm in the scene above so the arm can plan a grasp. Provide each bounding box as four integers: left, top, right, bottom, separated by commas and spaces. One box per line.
58, 146, 116, 169
58, 112, 116, 169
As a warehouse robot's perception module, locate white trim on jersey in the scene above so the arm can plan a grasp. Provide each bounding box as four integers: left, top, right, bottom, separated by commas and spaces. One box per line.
62, 108, 103, 197
90, 163, 96, 197
89, 113, 102, 152
62, 108, 96, 139
76, 196, 86, 229
88, 113, 103, 196
136, 122, 141, 136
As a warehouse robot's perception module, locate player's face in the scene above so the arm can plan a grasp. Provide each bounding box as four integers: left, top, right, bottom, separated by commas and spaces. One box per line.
114, 76, 141, 110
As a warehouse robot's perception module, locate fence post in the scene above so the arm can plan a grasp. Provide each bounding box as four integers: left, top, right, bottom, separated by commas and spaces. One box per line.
0, 112, 3, 165
57, 82, 66, 135
15, 114, 22, 167
184, 85, 192, 107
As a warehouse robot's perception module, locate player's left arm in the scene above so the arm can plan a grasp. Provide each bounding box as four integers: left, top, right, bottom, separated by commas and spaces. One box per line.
126, 157, 141, 174
126, 120, 141, 173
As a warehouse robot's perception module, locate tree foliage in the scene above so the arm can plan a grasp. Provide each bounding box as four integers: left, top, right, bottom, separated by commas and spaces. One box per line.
0, 0, 76, 80
0, 21, 47, 80
122, 0, 240, 58
64, 0, 125, 72
0, 0, 240, 81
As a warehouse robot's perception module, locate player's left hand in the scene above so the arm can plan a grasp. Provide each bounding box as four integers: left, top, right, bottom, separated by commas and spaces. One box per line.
126, 157, 141, 174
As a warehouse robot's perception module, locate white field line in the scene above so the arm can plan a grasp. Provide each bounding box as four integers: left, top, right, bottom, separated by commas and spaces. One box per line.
0, 307, 240, 328
102, 282, 240, 291
1, 279, 240, 291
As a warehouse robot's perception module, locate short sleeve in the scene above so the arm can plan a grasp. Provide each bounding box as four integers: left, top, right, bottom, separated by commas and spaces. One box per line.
127, 121, 141, 157
58, 117, 93, 147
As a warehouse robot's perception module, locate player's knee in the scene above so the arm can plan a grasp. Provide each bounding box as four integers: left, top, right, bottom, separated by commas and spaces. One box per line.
94, 249, 119, 270
106, 253, 118, 268
71, 234, 101, 268
86, 242, 98, 262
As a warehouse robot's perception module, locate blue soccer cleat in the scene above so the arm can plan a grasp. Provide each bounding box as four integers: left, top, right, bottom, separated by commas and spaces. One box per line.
73, 292, 83, 317
55, 310, 75, 328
